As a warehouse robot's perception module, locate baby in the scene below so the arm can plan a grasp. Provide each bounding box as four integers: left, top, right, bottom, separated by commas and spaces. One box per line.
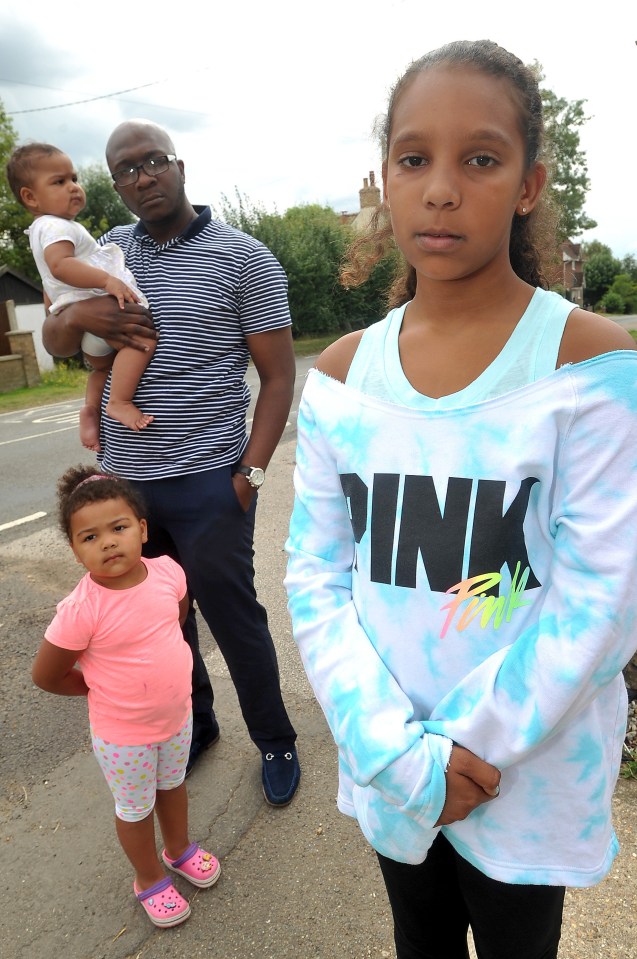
7, 142, 156, 451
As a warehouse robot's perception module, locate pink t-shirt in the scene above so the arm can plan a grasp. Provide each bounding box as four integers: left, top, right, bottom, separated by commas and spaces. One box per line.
45, 556, 191, 743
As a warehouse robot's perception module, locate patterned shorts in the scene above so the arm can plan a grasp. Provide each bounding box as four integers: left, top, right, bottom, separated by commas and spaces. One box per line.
91, 713, 192, 822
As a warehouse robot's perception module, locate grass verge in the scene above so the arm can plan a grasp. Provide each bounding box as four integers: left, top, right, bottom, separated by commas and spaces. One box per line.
292, 334, 339, 356
0, 363, 89, 413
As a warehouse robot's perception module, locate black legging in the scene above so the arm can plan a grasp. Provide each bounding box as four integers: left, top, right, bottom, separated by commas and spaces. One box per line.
378, 833, 565, 959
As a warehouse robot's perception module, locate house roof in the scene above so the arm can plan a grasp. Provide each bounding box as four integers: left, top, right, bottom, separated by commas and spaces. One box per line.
0, 264, 42, 293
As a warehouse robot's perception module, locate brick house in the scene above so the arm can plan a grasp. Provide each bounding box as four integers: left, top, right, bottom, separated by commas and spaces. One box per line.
558, 241, 585, 307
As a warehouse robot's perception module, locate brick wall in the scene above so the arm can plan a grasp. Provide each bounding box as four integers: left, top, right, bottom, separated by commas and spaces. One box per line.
0, 329, 41, 393
0, 354, 27, 392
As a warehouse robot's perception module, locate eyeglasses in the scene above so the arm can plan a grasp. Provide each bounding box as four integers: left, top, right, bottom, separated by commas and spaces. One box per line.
111, 154, 177, 187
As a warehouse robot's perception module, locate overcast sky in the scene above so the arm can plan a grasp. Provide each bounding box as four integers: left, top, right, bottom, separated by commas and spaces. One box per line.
1, 1, 635, 257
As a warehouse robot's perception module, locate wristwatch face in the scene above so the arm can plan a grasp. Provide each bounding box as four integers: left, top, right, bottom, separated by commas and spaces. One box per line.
248, 467, 265, 488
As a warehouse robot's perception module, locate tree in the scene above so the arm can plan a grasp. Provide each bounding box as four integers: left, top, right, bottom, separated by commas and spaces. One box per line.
538, 71, 597, 242
0, 102, 39, 283
581, 245, 637, 312
216, 192, 394, 336
598, 289, 625, 315
605, 274, 637, 314
620, 254, 637, 283
77, 164, 135, 238
276, 205, 350, 335
584, 252, 621, 307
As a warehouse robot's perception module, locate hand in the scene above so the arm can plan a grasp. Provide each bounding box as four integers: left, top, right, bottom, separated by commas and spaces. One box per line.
45, 295, 157, 355
232, 471, 257, 512
434, 744, 501, 826
102, 276, 142, 311
32, 640, 89, 697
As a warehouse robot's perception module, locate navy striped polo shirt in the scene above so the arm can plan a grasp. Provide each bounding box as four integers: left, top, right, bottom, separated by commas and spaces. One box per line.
97, 207, 292, 480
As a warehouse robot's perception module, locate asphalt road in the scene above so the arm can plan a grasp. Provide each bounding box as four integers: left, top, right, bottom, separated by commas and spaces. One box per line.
613, 315, 637, 331
1, 353, 636, 959
0, 356, 314, 536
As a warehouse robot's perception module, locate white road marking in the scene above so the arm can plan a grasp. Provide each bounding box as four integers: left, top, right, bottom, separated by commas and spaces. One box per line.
32, 411, 80, 424
0, 425, 78, 446
0, 400, 82, 419
0, 511, 47, 532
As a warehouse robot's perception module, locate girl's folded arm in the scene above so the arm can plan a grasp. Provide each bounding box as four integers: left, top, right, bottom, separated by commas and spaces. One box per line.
32, 639, 88, 696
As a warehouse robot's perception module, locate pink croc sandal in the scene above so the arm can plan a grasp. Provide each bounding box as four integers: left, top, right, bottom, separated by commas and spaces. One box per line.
134, 876, 191, 927
161, 842, 221, 888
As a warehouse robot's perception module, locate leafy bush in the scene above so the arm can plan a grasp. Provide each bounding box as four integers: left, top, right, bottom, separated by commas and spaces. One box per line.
42, 361, 89, 388
215, 193, 395, 337
584, 252, 621, 307
607, 274, 637, 314
598, 290, 626, 314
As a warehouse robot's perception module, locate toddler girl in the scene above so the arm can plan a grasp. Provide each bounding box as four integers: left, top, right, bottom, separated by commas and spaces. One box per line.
32, 465, 220, 928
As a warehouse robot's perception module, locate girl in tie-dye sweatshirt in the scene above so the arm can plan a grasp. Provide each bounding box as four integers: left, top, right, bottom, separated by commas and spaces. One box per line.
285, 40, 637, 959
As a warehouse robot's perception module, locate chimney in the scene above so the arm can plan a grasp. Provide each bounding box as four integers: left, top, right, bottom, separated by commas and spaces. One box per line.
359, 170, 381, 210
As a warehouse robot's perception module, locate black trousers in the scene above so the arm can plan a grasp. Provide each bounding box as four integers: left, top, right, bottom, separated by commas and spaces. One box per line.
132, 467, 297, 753
377, 834, 565, 959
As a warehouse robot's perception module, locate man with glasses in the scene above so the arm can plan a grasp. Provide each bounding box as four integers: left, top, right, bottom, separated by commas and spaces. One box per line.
42, 119, 300, 807
111, 153, 177, 187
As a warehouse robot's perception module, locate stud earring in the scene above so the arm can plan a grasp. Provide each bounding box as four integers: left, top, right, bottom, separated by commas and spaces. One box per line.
521, 207, 527, 214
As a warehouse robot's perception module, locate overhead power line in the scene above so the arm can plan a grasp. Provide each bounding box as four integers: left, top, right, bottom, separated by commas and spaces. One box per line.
6, 78, 165, 115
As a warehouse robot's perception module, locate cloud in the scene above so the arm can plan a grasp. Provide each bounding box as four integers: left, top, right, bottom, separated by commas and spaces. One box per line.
0, 20, 80, 89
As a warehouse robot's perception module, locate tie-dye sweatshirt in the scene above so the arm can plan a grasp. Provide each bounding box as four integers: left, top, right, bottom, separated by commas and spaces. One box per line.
285, 346, 637, 887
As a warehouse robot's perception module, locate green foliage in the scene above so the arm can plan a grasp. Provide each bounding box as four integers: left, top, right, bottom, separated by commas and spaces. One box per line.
584, 252, 622, 306
621, 745, 637, 780
620, 254, 637, 282
77, 164, 135, 238
582, 243, 637, 312
293, 333, 342, 356
606, 274, 637, 314
598, 289, 625, 314
621, 760, 637, 780
0, 103, 40, 283
215, 192, 393, 336
274, 204, 349, 335
539, 73, 597, 242
41, 360, 89, 387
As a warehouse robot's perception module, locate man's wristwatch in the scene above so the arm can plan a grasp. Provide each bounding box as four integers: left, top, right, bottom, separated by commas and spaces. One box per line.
234, 465, 265, 489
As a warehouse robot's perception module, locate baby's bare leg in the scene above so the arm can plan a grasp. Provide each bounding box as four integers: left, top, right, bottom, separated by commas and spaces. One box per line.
106, 340, 156, 432
80, 360, 111, 451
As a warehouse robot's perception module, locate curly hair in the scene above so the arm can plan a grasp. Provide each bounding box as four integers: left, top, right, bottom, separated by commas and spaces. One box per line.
341, 39, 558, 309
57, 465, 146, 540
6, 142, 66, 205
